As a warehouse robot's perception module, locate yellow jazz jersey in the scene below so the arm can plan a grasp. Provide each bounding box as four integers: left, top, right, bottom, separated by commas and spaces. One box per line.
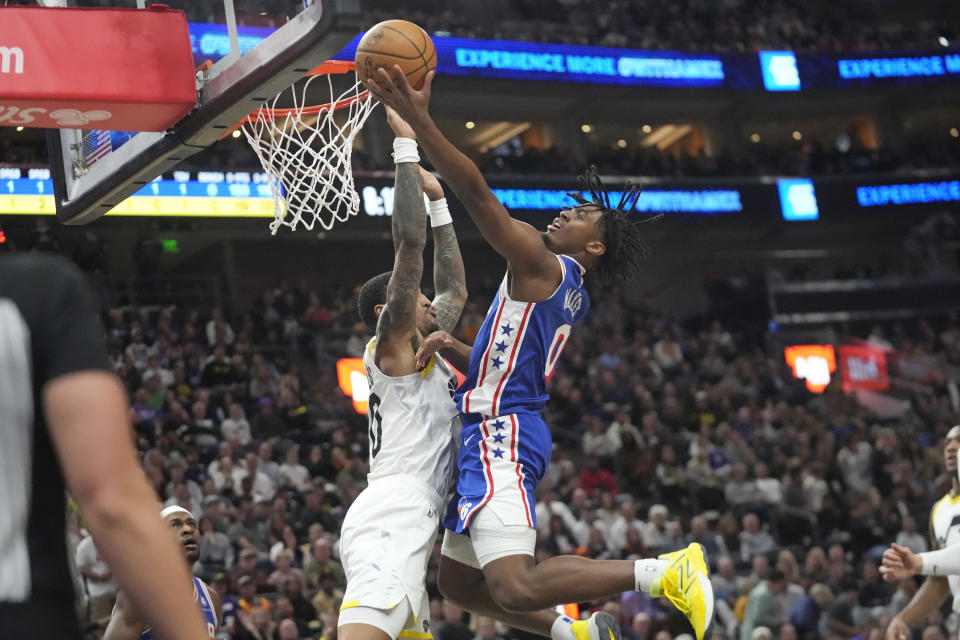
362, 338, 461, 497
931, 492, 960, 611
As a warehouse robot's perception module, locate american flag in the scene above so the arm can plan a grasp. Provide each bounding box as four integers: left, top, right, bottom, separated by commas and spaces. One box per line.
82, 130, 112, 167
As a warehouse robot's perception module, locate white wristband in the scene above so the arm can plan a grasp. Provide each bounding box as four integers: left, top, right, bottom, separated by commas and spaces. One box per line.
427, 197, 452, 227
393, 137, 419, 164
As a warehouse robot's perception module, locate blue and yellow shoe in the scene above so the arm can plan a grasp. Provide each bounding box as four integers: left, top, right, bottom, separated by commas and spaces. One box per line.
656, 543, 714, 640
571, 611, 621, 640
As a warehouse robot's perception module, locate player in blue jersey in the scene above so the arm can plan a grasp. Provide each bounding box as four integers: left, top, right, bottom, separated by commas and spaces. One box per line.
104, 506, 220, 640
366, 70, 714, 640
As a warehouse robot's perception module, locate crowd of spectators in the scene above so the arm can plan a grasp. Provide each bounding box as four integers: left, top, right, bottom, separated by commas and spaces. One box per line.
4, 128, 957, 180
29, 0, 950, 54
476, 136, 960, 179
7, 0, 955, 54
55, 240, 960, 640
364, 0, 954, 54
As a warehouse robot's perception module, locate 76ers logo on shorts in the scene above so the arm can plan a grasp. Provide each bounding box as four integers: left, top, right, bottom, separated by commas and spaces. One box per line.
458, 501, 473, 521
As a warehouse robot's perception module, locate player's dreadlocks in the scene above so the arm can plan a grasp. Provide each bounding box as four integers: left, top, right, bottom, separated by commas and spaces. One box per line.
567, 166, 659, 289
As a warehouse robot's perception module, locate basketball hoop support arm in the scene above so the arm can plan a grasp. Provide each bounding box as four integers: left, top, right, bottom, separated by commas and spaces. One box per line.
47, 0, 362, 225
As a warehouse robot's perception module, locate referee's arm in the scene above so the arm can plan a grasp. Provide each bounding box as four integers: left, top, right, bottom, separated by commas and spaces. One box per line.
40, 266, 208, 640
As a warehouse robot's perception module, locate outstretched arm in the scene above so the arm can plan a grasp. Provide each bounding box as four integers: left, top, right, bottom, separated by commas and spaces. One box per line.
374, 107, 428, 376
420, 170, 467, 333
366, 70, 560, 290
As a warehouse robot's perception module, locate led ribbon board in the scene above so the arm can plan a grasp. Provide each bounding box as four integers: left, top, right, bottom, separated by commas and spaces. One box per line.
5, 171, 960, 219
0, 175, 746, 217
856, 180, 960, 207
188, 22, 960, 90
191, 23, 741, 88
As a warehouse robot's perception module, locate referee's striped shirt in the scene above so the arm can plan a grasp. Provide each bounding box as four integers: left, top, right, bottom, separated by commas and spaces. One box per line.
0, 253, 110, 638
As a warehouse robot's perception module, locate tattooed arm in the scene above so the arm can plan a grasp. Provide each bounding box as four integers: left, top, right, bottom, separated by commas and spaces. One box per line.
421, 170, 467, 333
374, 109, 428, 377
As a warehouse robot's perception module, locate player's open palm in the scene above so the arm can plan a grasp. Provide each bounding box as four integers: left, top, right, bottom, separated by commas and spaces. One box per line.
367, 67, 434, 126
416, 330, 453, 370
880, 543, 919, 582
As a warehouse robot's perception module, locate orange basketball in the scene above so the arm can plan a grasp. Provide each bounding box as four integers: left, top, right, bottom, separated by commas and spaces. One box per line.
355, 20, 437, 90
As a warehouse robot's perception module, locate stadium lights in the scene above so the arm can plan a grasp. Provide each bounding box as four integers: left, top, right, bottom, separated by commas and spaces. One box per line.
951, 127, 959, 138
465, 121, 475, 129
939, 37, 950, 47
580, 124, 593, 133
750, 133, 761, 143
16, 127, 24, 132
231, 130, 242, 138
641, 124, 652, 134
792, 130, 803, 141
617, 139, 627, 148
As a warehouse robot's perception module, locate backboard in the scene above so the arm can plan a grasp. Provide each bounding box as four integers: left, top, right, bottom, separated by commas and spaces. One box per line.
46, 0, 363, 225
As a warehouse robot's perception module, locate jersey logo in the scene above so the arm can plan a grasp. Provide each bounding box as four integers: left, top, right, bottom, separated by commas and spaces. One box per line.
458, 501, 473, 521
564, 287, 583, 319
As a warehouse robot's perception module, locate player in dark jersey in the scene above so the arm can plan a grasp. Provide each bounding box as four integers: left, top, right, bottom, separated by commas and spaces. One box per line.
0, 253, 208, 640
366, 72, 712, 640
105, 506, 221, 639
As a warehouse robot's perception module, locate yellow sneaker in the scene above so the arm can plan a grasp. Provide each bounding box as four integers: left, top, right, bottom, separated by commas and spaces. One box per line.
657, 543, 714, 640
570, 611, 621, 640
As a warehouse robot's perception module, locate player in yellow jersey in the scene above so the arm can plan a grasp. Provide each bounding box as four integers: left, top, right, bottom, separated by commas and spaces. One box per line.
882, 425, 960, 640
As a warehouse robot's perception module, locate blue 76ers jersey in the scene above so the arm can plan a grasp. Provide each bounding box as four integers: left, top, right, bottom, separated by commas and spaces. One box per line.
456, 254, 589, 417
141, 577, 217, 639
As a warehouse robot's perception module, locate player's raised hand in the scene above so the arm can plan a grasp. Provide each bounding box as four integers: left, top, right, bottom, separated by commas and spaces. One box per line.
384, 105, 416, 140
366, 67, 434, 127
420, 167, 444, 201
885, 616, 910, 640
880, 543, 921, 582
416, 330, 454, 370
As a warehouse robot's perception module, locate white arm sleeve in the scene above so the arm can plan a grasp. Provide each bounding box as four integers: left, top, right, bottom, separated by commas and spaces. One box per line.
919, 546, 960, 576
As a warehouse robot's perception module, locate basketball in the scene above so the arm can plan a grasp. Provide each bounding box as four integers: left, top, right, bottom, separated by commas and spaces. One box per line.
355, 19, 437, 90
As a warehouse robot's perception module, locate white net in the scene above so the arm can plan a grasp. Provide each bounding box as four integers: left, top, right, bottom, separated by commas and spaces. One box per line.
241, 68, 377, 235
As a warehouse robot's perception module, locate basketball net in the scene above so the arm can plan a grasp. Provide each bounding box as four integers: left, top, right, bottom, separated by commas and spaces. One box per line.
240, 61, 377, 235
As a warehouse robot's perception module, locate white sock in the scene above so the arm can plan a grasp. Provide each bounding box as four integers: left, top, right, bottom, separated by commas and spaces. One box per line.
635, 558, 668, 592
551, 615, 577, 640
